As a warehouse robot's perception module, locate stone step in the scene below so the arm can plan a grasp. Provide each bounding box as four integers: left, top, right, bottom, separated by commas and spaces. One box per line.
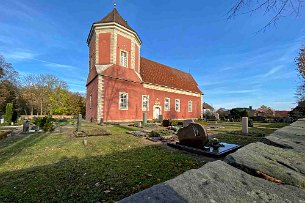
119, 161, 305, 203
224, 142, 305, 189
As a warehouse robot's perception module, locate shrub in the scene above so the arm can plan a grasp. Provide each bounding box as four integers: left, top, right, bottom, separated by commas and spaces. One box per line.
5, 103, 13, 124
170, 120, 183, 126
162, 120, 170, 127
248, 119, 254, 127
34, 116, 54, 132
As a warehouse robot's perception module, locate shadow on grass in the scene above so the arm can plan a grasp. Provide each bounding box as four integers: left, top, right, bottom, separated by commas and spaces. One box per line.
0, 134, 47, 166
0, 145, 202, 202
210, 131, 265, 146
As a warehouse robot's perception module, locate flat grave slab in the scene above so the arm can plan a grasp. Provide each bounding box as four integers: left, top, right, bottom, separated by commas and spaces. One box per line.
167, 142, 241, 157
119, 161, 305, 203
225, 142, 305, 189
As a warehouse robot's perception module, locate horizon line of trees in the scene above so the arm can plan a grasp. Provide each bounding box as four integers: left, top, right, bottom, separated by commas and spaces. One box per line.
0, 54, 85, 123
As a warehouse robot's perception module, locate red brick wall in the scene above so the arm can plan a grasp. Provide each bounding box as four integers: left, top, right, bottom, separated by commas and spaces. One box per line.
98, 33, 111, 64
116, 34, 131, 68
103, 77, 143, 121
86, 77, 98, 121
102, 77, 201, 122
87, 39, 97, 83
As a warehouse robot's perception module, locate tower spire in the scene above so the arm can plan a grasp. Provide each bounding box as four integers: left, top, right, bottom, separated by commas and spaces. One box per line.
114, 0, 117, 8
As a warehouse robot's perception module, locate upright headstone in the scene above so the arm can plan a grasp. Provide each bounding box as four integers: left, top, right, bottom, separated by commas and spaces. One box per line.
77, 114, 82, 133
0, 118, 4, 124
23, 120, 30, 133
242, 117, 248, 135
143, 113, 147, 125
177, 123, 208, 148
158, 115, 163, 122
215, 113, 220, 121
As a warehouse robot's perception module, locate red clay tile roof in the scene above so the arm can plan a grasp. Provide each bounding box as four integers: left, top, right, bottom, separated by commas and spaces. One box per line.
274, 110, 290, 117
102, 65, 142, 83
140, 57, 202, 93
96, 8, 135, 32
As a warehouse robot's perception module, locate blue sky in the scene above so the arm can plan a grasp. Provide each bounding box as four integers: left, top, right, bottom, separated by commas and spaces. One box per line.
0, 0, 304, 110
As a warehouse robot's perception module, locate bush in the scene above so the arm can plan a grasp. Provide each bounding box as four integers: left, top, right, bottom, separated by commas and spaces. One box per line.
162, 120, 170, 127
148, 129, 172, 137
248, 119, 254, 127
34, 117, 54, 132
5, 103, 13, 124
170, 120, 183, 126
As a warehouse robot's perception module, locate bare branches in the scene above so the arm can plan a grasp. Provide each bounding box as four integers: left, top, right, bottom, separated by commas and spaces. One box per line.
228, 0, 304, 31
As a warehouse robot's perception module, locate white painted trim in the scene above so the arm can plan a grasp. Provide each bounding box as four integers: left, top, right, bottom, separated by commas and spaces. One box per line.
120, 50, 128, 68
93, 22, 142, 45
143, 83, 201, 97
188, 100, 193, 112
97, 75, 104, 122
153, 105, 162, 119
142, 95, 149, 111
164, 97, 170, 111
119, 92, 128, 110
175, 99, 181, 112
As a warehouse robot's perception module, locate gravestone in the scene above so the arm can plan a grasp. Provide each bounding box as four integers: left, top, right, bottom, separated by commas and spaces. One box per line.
183, 119, 194, 127
177, 123, 208, 148
215, 113, 220, 121
0, 118, 4, 124
77, 114, 82, 133
158, 115, 163, 122
23, 120, 30, 133
242, 117, 248, 135
143, 113, 147, 125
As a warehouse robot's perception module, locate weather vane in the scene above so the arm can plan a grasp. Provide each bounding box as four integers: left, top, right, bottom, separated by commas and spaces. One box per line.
114, 0, 117, 8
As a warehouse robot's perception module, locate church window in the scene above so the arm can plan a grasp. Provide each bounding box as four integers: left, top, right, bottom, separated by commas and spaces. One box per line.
120, 51, 128, 67
142, 95, 149, 111
175, 99, 180, 112
119, 92, 128, 110
164, 98, 170, 111
188, 100, 192, 112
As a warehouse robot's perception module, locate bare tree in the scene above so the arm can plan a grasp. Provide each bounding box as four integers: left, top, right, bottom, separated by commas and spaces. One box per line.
296, 45, 305, 102
228, 0, 304, 31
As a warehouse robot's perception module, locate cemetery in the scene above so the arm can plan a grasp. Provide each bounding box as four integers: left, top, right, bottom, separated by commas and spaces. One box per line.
0, 114, 301, 202
0, 1, 305, 202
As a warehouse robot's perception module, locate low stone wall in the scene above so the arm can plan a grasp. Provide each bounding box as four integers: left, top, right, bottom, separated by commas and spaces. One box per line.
20, 115, 74, 120
120, 119, 305, 202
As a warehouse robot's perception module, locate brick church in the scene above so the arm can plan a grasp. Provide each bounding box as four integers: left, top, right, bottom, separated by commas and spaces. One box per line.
86, 8, 203, 122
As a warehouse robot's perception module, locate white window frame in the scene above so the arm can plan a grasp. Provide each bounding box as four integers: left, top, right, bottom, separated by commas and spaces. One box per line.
119, 92, 128, 110
175, 99, 180, 112
164, 98, 170, 111
120, 50, 128, 68
188, 100, 192, 112
142, 95, 149, 111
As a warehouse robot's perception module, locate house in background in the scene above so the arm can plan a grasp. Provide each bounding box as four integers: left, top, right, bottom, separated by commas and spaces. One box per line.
86, 8, 203, 122
202, 102, 215, 118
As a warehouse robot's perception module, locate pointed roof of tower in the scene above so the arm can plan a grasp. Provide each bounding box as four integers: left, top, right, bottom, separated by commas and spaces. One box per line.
97, 8, 135, 32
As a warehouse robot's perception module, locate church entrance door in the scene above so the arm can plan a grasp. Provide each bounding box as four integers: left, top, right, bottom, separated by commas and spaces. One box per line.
153, 107, 161, 119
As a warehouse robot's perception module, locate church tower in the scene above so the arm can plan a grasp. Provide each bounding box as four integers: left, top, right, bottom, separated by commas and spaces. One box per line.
86, 7, 142, 122
87, 8, 142, 73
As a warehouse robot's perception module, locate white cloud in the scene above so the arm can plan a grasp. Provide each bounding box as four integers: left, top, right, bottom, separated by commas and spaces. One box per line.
263, 65, 283, 78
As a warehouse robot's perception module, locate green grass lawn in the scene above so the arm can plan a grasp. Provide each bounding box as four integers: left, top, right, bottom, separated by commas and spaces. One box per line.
208, 121, 289, 146
0, 123, 203, 202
